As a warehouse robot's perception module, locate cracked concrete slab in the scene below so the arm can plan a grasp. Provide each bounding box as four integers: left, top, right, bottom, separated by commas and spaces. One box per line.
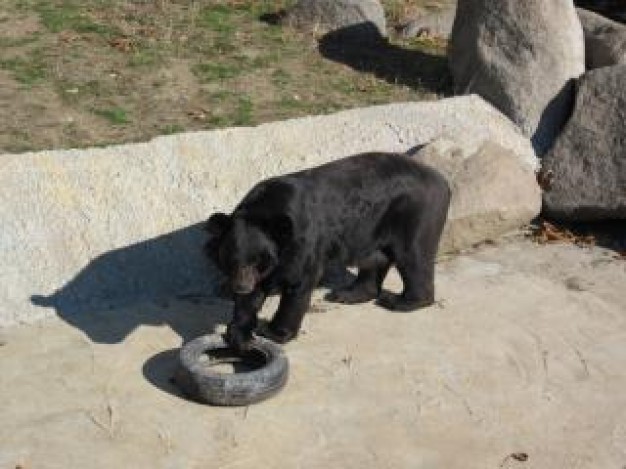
13, 97, 620, 467
0, 239, 624, 468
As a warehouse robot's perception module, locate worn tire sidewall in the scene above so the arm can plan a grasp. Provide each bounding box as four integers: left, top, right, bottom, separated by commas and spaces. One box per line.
177, 334, 288, 406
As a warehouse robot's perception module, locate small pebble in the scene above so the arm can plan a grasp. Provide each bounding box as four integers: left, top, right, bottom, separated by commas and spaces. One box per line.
565, 276, 586, 291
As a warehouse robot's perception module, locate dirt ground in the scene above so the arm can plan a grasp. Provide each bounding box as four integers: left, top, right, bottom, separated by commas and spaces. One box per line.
0, 0, 451, 154
1, 237, 625, 469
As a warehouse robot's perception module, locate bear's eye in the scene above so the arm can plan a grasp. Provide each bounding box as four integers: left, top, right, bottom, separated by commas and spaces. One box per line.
257, 253, 275, 274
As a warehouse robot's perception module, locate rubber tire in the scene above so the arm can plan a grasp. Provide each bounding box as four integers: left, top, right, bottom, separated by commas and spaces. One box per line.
176, 334, 289, 406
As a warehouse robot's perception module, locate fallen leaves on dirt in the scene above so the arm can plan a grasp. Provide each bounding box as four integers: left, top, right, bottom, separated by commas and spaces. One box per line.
58, 30, 81, 44
187, 108, 209, 121
532, 221, 596, 247
536, 168, 554, 191
109, 36, 135, 52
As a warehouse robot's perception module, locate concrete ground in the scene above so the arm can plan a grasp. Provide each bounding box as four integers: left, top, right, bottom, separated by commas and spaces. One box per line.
1, 237, 625, 469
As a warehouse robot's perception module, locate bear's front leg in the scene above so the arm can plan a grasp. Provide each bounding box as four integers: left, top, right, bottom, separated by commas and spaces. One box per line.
261, 282, 314, 344
226, 289, 266, 351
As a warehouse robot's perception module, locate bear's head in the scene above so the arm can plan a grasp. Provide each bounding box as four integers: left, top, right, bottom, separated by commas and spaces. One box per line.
205, 213, 279, 295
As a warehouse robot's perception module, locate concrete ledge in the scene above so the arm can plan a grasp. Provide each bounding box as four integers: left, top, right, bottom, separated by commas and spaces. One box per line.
0, 96, 536, 326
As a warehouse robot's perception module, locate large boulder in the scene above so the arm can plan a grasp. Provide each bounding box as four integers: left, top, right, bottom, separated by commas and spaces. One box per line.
577, 8, 626, 69
574, 0, 626, 23
286, 0, 386, 38
415, 138, 541, 253
449, 0, 585, 155
397, 6, 456, 39
541, 65, 626, 221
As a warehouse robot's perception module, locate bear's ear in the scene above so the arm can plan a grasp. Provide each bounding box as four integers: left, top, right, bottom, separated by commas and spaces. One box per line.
205, 213, 232, 237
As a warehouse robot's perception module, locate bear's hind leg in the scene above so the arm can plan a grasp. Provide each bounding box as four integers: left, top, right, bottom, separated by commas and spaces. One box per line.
326, 251, 390, 304
376, 256, 435, 312
377, 192, 447, 312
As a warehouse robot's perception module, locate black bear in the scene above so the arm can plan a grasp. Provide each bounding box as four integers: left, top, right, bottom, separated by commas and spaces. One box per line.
205, 152, 450, 349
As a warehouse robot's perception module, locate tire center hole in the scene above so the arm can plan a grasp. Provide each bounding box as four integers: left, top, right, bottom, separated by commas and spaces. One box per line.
199, 347, 268, 374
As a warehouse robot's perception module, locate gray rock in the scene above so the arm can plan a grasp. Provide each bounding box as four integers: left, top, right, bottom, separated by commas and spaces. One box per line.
449, 0, 585, 155
415, 138, 541, 253
398, 7, 456, 39
541, 65, 626, 221
577, 8, 626, 69
574, 0, 626, 23
286, 0, 386, 38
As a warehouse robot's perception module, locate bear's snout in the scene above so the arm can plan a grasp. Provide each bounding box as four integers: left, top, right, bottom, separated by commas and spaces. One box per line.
232, 266, 260, 295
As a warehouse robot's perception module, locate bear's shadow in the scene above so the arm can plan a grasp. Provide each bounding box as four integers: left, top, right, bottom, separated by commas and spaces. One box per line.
30, 223, 230, 345
29, 222, 356, 399
30, 222, 356, 346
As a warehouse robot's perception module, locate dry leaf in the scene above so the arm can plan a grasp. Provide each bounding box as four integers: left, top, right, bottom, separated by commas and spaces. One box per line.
532, 221, 596, 247
187, 108, 209, 121
58, 30, 81, 43
109, 37, 134, 52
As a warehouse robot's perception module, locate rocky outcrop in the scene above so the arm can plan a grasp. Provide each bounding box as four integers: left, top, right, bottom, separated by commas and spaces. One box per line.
397, 6, 456, 39
415, 138, 541, 253
574, 0, 626, 23
577, 8, 626, 69
449, 0, 585, 155
286, 0, 386, 38
541, 65, 626, 221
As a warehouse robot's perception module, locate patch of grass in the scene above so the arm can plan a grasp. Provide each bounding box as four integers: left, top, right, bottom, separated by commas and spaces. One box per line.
203, 91, 255, 127
94, 107, 130, 125
206, 90, 235, 104
35, 1, 115, 35
260, 23, 287, 44
0, 35, 41, 48
407, 35, 448, 54
192, 62, 244, 82
2, 128, 35, 153
271, 68, 290, 86
57, 79, 113, 103
1, 0, 447, 154
127, 47, 162, 67
196, 4, 246, 54
198, 5, 236, 35
385, 0, 448, 24
4, 141, 36, 153
161, 123, 184, 135
0, 52, 46, 84
233, 95, 254, 126
276, 94, 309, 112
61, 121, 84, 143
81, 79, 110, 97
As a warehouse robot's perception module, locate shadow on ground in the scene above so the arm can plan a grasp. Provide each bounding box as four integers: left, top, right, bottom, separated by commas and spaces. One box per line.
539, 218, 626, 254
574, 0, 626, 22
318, 23, 452, 95
143, 344, 271, 402
30, 223, 229, 345
27, 219, 358, 398
143, 348, 190, 400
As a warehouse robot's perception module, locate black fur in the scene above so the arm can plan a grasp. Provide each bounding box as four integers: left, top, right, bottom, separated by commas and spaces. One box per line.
206, 152, 450, 349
